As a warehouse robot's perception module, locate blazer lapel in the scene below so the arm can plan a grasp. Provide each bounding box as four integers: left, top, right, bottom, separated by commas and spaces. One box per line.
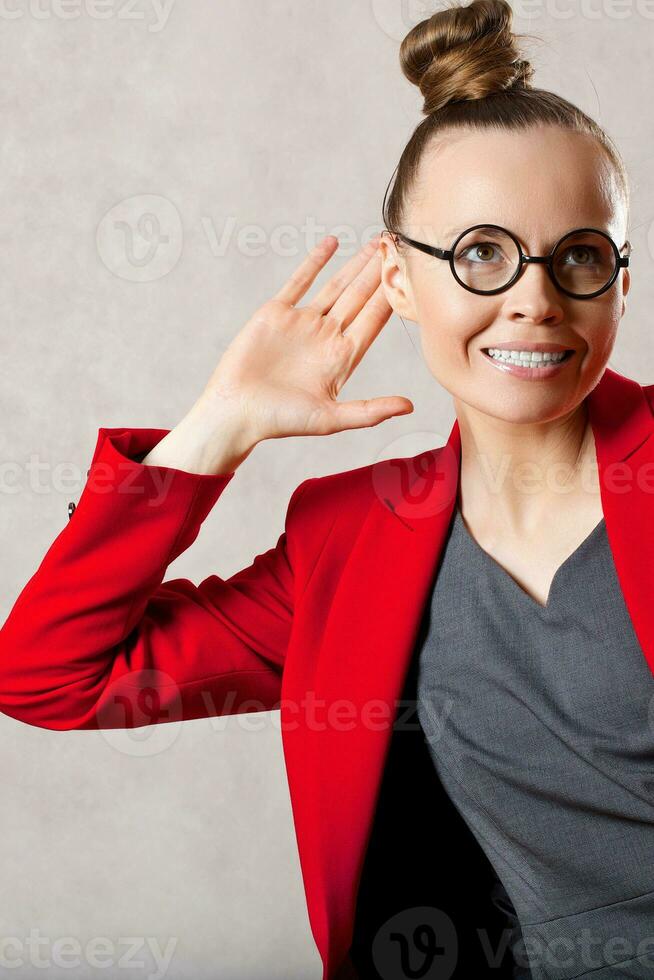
310, 409, 464, 975
587, 367, 654, 679
287, 365, 654, 979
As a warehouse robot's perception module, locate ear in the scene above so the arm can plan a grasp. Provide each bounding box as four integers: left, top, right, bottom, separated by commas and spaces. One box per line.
621, 267, 631, 317
379, 232, 418, 322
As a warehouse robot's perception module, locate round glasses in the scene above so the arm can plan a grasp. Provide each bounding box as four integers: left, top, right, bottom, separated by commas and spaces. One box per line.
389, 224, 632, 299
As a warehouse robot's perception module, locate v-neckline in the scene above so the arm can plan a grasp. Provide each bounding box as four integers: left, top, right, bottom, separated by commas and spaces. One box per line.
454, 508, 606, 612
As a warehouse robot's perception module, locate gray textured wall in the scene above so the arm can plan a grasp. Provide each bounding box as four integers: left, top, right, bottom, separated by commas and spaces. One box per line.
0, 1, 652, 977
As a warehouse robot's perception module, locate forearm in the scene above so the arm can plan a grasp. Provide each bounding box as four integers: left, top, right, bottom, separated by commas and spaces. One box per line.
0, 426, 237, 730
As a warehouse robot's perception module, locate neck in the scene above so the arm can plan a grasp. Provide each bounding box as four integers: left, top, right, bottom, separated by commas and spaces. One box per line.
452, 396, 599, 530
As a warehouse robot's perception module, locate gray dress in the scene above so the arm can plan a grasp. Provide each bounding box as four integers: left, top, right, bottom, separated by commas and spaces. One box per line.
416, 507, 654, 980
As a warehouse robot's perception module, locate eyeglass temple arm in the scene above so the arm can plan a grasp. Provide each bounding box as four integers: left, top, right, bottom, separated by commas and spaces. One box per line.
392, 232, 451, 260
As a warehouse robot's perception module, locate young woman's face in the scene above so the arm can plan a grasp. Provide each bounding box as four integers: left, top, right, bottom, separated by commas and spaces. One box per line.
380, 125, 631, 424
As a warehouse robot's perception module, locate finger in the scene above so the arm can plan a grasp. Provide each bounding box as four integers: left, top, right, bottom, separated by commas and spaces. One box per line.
341, 283, 394, 375
325, 249, 384, 331
323, 395, 414, 434
273, 235, 340, 307
305, 234, 382, 316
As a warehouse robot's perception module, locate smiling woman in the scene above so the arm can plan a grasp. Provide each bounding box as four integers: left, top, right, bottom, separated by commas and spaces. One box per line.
0, 2, 651, 980
376, 1, 632, 548
364, 2, 653, 979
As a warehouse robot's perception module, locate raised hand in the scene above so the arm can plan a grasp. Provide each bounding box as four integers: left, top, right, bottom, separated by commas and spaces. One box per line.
200, 233, 414, 441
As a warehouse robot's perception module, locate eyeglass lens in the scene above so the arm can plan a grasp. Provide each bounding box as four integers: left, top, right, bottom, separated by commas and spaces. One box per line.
452, 226, 618, 295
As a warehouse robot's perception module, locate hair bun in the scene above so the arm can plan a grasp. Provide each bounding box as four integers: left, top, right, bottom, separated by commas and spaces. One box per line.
400, 0, 535, 116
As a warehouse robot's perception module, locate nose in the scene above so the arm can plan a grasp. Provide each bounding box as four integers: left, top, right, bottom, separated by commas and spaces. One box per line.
502, 258, 565, 326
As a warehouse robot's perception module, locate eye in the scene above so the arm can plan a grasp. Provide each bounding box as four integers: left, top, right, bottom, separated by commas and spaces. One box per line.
457, 242, 506, 264
560, 245, 602, 266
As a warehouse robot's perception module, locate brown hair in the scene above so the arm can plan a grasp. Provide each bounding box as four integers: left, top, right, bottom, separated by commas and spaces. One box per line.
382, 0, 629, 242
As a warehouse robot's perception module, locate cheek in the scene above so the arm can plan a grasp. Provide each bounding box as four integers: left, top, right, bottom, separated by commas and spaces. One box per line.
577, 299, 621, 356
413, 276, 495, 364
417, 315, 492, 393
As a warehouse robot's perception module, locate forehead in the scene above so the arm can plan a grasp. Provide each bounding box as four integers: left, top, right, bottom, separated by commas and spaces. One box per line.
406, 125, 625, 246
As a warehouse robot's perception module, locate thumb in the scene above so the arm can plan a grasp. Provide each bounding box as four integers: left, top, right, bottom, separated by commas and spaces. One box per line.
327, 397, 414, 432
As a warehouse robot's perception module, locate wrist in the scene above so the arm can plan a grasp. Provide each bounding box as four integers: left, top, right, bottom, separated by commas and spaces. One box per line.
142, 396, 261, 476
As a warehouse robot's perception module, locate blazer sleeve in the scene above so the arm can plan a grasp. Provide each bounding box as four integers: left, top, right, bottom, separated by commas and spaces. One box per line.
0, 426, 312, 732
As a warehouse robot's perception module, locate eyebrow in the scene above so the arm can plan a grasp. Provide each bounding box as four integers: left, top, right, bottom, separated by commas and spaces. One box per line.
440, 224, 614, 246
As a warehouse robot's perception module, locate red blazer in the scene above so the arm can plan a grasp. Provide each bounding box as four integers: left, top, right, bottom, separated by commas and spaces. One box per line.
1, 365, 653, 979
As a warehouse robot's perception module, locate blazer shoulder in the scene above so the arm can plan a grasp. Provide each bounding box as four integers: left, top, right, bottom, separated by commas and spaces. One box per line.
291, 442, 448, 529
643, 381, 654, 412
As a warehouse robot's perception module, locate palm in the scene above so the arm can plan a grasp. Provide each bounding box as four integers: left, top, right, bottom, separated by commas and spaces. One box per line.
203, 235, 413, 439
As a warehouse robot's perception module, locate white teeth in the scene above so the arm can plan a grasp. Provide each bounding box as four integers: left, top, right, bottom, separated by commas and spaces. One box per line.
486, 348, 569, 366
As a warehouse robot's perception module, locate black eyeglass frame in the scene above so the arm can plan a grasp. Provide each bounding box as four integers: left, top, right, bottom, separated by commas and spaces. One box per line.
387, 224, 632, 300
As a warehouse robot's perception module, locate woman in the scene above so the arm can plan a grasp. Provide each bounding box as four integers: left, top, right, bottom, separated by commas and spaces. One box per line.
0, 1, 650, 978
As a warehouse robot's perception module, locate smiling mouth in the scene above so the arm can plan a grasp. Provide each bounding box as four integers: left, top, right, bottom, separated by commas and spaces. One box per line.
481, 347, 575, 363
